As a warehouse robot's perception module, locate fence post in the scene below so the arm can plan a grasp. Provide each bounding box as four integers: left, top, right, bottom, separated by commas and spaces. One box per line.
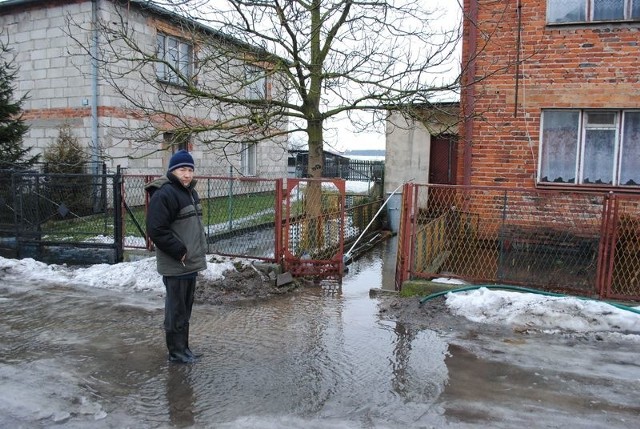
274, 178, 283, 265
395, 182, 415, 291
144, 175, 154, 251
597, 192, 617, 300
114, 166, 124, 263
227, 167, 233, 231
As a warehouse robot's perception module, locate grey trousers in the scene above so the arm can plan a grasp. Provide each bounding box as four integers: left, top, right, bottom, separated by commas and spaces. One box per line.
163, 276, 196, 334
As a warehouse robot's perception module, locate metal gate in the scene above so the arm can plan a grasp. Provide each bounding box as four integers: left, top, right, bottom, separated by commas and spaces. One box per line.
282, 178, 345, 278
0, 168, 124, 265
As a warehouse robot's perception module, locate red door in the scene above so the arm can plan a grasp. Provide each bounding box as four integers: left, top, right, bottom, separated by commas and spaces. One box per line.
429, 134, 458, 184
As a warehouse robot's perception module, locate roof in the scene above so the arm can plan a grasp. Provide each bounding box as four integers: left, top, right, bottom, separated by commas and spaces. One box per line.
0, 0, 283, 62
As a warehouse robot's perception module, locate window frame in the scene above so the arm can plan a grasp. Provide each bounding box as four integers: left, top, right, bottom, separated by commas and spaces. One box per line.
164, 132, 191, 153
156, 33, 194, 86
244, 65, 267, 100
538, 109, 640, 188
547, 0, 640, 24
241, 142, 257, 176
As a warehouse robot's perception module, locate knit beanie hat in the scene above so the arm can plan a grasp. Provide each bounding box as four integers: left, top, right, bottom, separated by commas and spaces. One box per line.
168, 150, 195, 172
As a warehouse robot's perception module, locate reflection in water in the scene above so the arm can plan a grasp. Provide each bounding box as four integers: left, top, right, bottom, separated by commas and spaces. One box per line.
0, 239, 452, 428
167, 365, 195, 427
390, 322, 415, 398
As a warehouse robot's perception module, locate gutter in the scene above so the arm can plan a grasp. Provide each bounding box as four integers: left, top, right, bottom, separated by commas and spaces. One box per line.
91, 0, 100, 175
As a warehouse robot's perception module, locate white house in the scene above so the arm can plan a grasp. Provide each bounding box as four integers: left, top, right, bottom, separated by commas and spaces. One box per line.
384, 102, 460, 193
0, 0, 288, 177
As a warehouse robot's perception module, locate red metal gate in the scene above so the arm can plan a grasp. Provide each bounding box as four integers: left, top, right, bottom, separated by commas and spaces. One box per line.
282, 178, 345, 278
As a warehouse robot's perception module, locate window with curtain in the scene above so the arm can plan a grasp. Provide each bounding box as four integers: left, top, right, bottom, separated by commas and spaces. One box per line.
539, 109, 640, 186
547, 0, 640, 23
244, 65, 267, 100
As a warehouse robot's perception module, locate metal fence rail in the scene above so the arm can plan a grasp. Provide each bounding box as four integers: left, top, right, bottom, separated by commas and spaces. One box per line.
292, 158, 384, 182
0, 167, 123, 265
396, 183, 640, 301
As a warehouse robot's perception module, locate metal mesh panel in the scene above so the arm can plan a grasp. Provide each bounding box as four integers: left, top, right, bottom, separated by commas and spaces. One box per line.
408, 185, 606, 295
610, 197, 640, 299
123, 175, 282, 261
200, 177, 280, 261
122, 175, 154, 249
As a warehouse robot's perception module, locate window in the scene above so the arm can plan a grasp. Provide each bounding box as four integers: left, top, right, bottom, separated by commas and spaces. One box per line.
244, 65, 267, 99
164, 132, 190, 152
539, 110, 640, 187
241, 143, 257, 176
547, 0, 640, 23
156, 33, 193, 85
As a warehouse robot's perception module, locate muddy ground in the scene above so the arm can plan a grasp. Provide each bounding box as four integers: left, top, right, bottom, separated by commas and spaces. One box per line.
193, 260, 452, 330
194, 260, 304, 305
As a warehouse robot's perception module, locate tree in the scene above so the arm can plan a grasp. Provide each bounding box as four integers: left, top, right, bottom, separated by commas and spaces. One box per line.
0, 37, 38, 170
43, 124, 90, 174
69, 0, 461, 176
68, 0, 461, 255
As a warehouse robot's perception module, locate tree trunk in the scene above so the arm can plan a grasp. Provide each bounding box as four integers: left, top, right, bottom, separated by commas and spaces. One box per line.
304, 118, 324, 254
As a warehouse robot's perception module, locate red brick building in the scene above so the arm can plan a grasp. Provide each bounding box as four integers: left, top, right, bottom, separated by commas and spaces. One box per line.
460, 0, 640, 191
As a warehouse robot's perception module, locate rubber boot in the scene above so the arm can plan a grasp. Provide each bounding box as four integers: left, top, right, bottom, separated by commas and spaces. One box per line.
184, 325, 202, 360
166, 332, 195, 364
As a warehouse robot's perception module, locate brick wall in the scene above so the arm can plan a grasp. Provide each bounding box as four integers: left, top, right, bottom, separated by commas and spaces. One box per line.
460, 0, 640, 188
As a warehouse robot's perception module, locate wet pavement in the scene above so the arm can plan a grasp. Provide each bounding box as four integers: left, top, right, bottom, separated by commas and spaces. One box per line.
0, 237, 639, 428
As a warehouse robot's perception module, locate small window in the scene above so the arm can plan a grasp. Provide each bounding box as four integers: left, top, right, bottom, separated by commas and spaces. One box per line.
164, 132, 190, 152
244, 65, 266, 100
156, 33, 193, 85
593, 0, 625, 21
547, 0, 640, 23
547, 0, 586, 23
241, 143, 257, 176
621, 112, 640, 185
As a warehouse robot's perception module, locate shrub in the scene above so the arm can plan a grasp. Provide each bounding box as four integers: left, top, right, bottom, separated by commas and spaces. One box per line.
42, 124, 93, 217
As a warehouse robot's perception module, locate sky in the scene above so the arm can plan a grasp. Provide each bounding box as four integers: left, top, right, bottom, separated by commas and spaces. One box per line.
1, 255, 639, 336
327, 1, 463, 153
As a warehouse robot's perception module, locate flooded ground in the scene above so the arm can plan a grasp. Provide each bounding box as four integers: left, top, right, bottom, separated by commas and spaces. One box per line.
1, 237, 639, 428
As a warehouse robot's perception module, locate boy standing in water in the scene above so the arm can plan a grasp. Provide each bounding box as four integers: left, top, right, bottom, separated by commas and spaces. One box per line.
145, 150, 208, 363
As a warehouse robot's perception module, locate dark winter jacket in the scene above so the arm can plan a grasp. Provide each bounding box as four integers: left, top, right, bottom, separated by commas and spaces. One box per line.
145, 174, 207, 277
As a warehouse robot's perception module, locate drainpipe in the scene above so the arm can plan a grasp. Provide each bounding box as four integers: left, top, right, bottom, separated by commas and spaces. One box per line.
90, 0, 100, 176
463, 0, 478, 185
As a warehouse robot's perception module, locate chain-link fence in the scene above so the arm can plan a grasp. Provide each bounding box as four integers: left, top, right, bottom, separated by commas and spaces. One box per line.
396, 183, 640, 301
123, 175, 284, 262
123, 175, 385, 276
605, 194, 640, 300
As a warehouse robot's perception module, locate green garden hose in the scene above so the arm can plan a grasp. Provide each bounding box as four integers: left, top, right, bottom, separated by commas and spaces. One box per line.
419, 284, 640, 316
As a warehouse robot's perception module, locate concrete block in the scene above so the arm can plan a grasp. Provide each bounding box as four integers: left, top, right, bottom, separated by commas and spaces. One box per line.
276, 272, 293, 287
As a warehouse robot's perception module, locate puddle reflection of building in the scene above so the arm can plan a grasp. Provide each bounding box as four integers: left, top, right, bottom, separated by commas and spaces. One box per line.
166, 365, 196, 427
381, 235, 398, 291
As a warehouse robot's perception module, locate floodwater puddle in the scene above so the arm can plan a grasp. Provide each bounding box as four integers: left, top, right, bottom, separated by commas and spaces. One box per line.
1, 236, 639, 428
